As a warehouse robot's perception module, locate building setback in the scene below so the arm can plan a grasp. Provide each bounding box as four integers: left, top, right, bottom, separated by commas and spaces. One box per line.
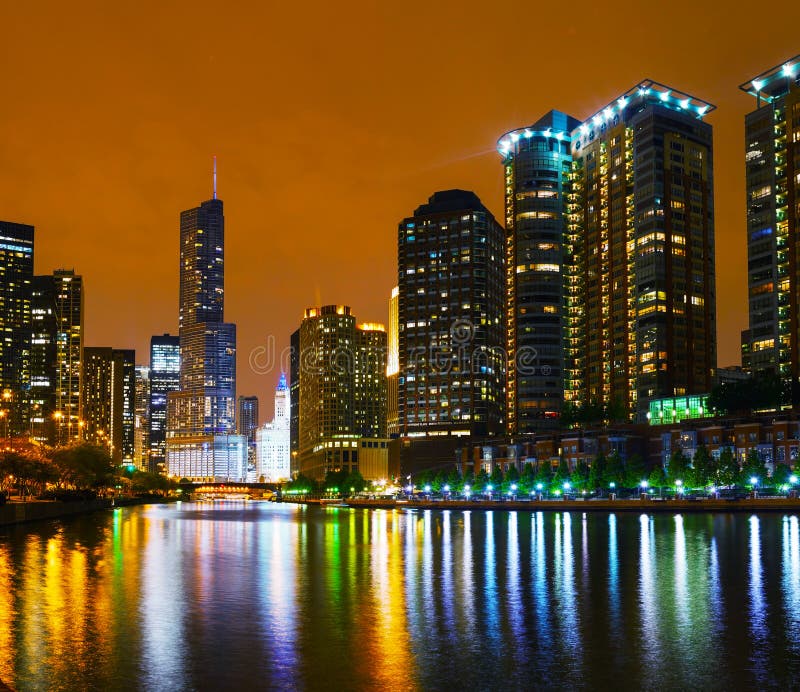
740, 55, 800, 400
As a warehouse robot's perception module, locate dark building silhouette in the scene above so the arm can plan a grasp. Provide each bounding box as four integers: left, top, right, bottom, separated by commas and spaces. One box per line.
397, 190, 505, 439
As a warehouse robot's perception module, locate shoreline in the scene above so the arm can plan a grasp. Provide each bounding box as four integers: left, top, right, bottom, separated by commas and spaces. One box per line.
0, 496, 178, 528
342, 497, 800, 513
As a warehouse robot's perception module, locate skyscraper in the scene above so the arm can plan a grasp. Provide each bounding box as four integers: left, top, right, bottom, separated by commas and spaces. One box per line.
498, 112, 581, 433
740, 55, 800, 398
53, 270, 83, 443
397, 190, 505, 438
166, 178, 245, 482
255, 374, 290, 482
29, 274, 57, 443
387, 286, 399, 437
134, 365, 150, 471
568, 82, 717, 419
0, 221, 34, 435
294, 305, 388, 480
237, 395, 259, 444
238, 394, 259, 479
149, 334, 180, 473
81, 347, 135, 464
499, 82, 718, 423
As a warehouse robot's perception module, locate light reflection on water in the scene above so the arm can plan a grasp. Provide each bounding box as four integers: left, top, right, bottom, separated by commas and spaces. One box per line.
1, 503, 800, 690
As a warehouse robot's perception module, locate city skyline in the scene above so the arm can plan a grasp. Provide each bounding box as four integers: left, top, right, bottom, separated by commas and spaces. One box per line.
1, 2, 797, 417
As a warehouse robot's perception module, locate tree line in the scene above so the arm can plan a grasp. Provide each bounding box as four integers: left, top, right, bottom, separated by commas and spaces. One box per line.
0, 442, 177, 502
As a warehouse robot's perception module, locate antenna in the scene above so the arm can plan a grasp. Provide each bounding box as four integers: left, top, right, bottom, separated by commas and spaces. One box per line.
213, 155, 217, 199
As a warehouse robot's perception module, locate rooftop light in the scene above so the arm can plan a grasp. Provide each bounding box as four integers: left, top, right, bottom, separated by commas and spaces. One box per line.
617, 96, 628, 108
783, 63, 796, 77
659, 90, 670, 102
524, 129, 532, 138
752, 78, 765, 91
680, 98, 690, 109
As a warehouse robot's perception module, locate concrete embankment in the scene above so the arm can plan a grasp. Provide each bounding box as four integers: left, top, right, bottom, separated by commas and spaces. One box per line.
0, 499, 113, 526
345, 497, 800, 513
0, 496, 178, 527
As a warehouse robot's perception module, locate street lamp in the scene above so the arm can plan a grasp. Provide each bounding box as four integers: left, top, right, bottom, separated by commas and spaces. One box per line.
676, 479, 684, 496
510, 483, 517, 500
464, 484, 471, 500
486, 484, 493, 500
640, 480, 648, 498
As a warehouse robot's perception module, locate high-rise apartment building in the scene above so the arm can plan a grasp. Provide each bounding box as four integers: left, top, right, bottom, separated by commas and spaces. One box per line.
0, 221, 34, 435
166, 182, 245, 482
238, 394, 259, 479
397, 190, 505, 438
387, 286, 399, 436
740, 55, 800, 397
255, 374, 290, 482
289, 328, 300, 476
29, 275, 57, 443
499, 82, 717, 423
498, 112, 581, 433
53, 270, 83, 442
294, 305, 388, 480
134, 365, 150, 471
81, 347, 134, 464
237, 395, 259, 444
148, 334, 180, 472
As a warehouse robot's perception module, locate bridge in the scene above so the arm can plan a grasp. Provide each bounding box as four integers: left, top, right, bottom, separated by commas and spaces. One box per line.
180, 482, 281, 500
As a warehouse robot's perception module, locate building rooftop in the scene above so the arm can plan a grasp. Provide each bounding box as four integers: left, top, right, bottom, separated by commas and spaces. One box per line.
739, 54, 800, 102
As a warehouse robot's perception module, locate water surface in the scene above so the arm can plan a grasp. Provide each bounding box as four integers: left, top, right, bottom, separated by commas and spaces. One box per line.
1, 502, 799, 690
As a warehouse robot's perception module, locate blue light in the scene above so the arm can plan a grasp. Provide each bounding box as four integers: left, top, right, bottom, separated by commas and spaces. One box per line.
783, 63, 796, 77
659, 91, 670, 102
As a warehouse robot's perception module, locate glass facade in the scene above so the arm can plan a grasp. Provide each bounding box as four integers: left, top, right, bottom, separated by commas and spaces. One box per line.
0, 221, 33, 435
498, 112, 581, 433
741, 55, 800, 397
149, 334, 180, 472
648, 394, 709, 425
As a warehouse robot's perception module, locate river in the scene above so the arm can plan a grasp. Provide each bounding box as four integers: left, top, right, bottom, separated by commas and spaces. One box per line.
1, 502, 799, 690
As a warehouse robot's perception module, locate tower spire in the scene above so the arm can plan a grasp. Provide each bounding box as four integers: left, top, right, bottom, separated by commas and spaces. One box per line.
212, 155, 217, 200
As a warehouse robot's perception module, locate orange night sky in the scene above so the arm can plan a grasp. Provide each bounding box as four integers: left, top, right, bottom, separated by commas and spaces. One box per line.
2, 1, 798, 420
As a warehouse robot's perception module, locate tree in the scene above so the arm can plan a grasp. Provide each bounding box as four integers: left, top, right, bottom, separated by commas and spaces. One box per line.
571, 459, 589, 492
648, 465, 667, 490
716, 447, 738, 487
604, 452, 625, 488
690, 444, 712, 488
343, 470, 367, 493
666, 449, 690, 487
489, 466, 504, 490
587, 453, 606, 491
519, 463, 536, 494
740, 449, 767, 487
534, 462, 552, 487
553, 458, 570, 492
624, 454, 646, 489
772, 463, 792, 487
51, 443, 117, 492
501, 466, 520, 494
473, 469, 489, 493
